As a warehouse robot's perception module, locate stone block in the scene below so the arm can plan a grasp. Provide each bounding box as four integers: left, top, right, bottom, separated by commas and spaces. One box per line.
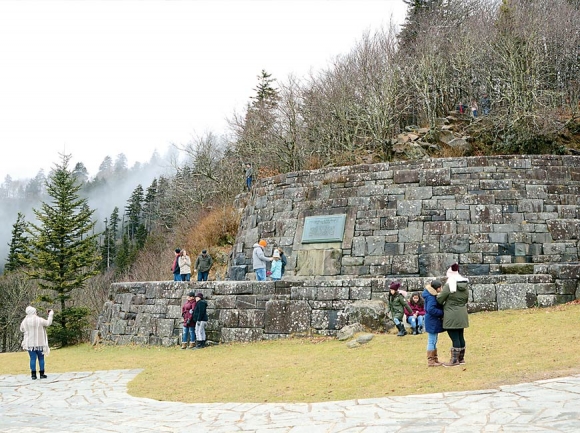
470, 205, 503, 223
423, 168, 451, 186
219, 309, 239, 327
424, 221, 456, 235
472, 284, 496, 302
393, 170, 419, 184
496, 284, 536, 309
311, 310, 343, 330
391, 255, 418, 274
238, 309, 265, 328
405, 186, 433, 200
156, 319, 176, 338
264, 300, 311, 334
418, 253, 457, 277
397, 200, 422, 216
380, 216, 409, 230
221, 328, 263, 343
547, 220, 580, 240
440, 234, 470, 253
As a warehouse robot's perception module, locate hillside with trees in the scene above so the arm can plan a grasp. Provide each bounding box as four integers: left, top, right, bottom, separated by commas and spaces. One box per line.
1, 0, 579, 351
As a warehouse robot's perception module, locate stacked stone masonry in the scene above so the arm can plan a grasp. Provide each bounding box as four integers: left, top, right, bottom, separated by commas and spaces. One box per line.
96, 156, 580, 345
96, 265, 580, 345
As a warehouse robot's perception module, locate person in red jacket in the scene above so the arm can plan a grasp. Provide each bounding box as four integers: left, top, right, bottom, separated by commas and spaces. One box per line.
407, 293, 426, 335
181, 291, 196, 349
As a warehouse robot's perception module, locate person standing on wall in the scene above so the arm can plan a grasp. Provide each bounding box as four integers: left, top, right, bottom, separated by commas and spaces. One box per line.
423, 280, 445, 367
194, 249, 213, 282
244, 163, 254, 191
269, 250, 282, 281
20, 306, 54, 380
252, 239, 272, 281
179, 249, 192, 282
437, 263, 469, 367
171, 248, 181, 281
276, 247, 287, 277
192, 292, 208, 349
181, 291, 196, 349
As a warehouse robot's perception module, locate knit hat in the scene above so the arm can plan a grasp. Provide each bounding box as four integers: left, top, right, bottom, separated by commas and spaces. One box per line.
187, 291, 196, 297
389, 281, 401, 291
258, 239, 267, 247
273, 250, 280, 258
195, 292, 204, 299
451, 263, 459, 272
25, 306, 37, 315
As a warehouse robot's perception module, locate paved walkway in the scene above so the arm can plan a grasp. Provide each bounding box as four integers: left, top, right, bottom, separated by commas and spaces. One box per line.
2, 369, 580, 432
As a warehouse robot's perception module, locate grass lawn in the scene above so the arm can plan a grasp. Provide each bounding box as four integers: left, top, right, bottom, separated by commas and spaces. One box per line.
1, 303, 579, 403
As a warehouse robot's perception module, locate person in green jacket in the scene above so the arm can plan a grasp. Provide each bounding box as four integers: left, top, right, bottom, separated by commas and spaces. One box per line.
388, 281, 413, 337
194, 250, 213, 281
437, 263, 469, 367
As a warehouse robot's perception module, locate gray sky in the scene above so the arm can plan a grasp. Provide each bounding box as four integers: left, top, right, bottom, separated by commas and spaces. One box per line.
0, 0, 407, 181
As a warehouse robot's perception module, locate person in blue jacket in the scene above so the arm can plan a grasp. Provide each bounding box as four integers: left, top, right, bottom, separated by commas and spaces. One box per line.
422, 279, 445, 367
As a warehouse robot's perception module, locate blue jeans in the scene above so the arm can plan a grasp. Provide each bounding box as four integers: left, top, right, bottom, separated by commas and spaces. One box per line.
195, 321, 207, 341
427, 333, 439, 351
407, 315, 425, 329
173, 273, 181, 281
182, 326, 195, 343
28, 350, 45, 371
197, 271, 209, 281
181, 274, 191, 281
246, 177, 252, 190
255, 268, 266, 281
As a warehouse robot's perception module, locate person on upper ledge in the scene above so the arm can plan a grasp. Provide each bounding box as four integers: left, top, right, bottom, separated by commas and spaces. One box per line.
194, 249, 213, 282
252, 239, 272, 281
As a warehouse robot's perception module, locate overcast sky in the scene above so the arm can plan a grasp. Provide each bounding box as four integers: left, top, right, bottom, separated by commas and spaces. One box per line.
0, 0, 407, 181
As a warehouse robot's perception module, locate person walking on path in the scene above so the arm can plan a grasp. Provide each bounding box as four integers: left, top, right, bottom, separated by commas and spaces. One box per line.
192, 293, 208, 349
20, 306, 54, 380
388, 281, 413, 337
471, 99, 478, 118
407, 293, 426, 335
178, 249, 192, 282
181, 291, 196, 349
171, 248, 181, 281
194, 250, 213, 282
437, 263, 469, 367
423, 280, 445, 367
252, 239, 272, 281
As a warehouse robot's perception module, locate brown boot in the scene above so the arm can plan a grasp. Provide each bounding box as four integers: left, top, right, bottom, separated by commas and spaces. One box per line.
443, 348, 461, 367
458, 347, 466, 365
188, 342, 196, 349
427, 350, 442, 367
181, 343, 187, 349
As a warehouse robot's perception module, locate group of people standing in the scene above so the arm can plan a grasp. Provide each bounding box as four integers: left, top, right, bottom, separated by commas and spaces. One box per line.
181, 291, 209, 350
388, 263, 469, 368
252, 239, 287, 281
172, 248, 213, 282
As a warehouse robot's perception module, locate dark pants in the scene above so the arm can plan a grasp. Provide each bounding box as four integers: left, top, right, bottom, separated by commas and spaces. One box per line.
246, 177, 252, 190
197, 271, 209, 281
447, 329, 465, 348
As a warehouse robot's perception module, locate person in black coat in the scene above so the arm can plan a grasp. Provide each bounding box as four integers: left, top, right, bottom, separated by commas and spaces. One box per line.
192, 292, 208, 349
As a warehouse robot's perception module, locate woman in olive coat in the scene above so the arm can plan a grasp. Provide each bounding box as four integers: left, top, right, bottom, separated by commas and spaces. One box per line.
437, 263, 469, 367
388, 281, 413, 337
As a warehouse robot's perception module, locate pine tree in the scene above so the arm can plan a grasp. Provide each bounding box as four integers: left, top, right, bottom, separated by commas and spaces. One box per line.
100, 207, 120, 271
125, 184, 144, 241
5, 212, 30, 273
24, 153, 101, 346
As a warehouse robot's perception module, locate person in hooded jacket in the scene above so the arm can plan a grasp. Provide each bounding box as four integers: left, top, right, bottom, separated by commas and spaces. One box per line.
20, 306, 54, 380
252, 239, 272, 281
423, 279, 445, 367
387, 281, 413, 337
192, 292, 208, 349
181, 291, 196, 349
437, 263, 469, 367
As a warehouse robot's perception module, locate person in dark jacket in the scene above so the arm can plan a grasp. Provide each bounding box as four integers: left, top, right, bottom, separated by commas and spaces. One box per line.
194, 250, 213, 281
437, 263, 469, 367
171, 248, 181, 281
423, 280, 444, 367
181, 291, 196, 349
192, 292, 208, 349
387, 281, 413, 337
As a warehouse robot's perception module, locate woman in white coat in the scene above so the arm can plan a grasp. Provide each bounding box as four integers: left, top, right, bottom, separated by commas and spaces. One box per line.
20, 306, 53, 380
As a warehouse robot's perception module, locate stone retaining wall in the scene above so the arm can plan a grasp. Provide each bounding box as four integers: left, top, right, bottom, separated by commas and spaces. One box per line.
230, 155, 580, 280
95, 262, 580, 345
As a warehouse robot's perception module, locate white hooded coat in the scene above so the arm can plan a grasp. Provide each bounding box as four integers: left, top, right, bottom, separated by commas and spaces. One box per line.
20, 306, 54, 355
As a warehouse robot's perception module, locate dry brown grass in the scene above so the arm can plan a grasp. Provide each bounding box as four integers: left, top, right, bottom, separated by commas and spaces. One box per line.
1, 303, 580, 403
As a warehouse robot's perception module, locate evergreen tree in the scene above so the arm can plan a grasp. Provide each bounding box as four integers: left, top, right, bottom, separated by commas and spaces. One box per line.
142, 178, 158, 232
125, 184, 144, 241
72, 162, 89, 184
24, 153, 101, 346
5, 212, 30, 273
100, 207, 120, 271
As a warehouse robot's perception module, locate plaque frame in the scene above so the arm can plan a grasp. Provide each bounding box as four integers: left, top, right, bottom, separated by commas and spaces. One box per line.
301, 214, 347, 243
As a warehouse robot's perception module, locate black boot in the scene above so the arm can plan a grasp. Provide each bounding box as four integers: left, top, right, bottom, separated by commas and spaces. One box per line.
412, 325, 418, 335
191, 341, 202, 350
31, 371, 37, 380
39, 370, 47, 379
396, 323, 407, 337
